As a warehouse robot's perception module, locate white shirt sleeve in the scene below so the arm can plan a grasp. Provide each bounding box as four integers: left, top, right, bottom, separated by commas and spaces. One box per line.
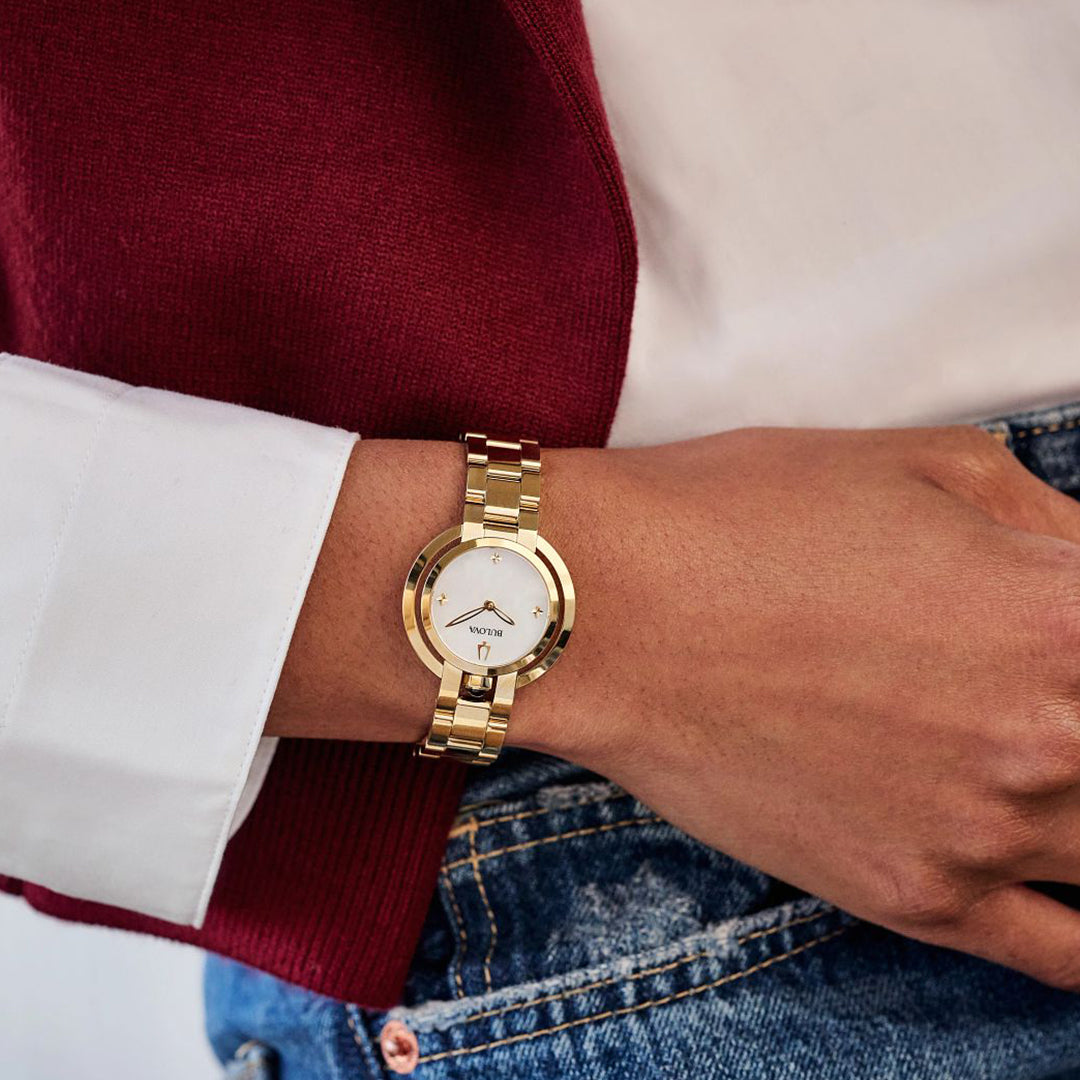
0, 352, 357, 927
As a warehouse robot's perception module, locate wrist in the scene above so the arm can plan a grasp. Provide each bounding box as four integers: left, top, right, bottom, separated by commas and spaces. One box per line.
498, 444, 623, 764
268, 435, 620, 764
267, 437, 463, 742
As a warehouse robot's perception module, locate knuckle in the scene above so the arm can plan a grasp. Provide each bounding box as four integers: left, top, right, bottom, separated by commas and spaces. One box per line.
994, 703, 1080, 797
869, 863, 968, 930
952, 804, 1040, 870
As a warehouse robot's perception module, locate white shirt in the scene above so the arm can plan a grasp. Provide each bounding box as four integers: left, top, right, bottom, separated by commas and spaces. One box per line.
594, 0, 1080, 444
0, 355, 355, 924
3, 0, 1080, 925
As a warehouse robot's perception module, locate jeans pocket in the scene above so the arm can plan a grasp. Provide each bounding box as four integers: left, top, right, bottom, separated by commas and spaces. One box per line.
355, 893, 849, 1075
395, 763, 845, 1019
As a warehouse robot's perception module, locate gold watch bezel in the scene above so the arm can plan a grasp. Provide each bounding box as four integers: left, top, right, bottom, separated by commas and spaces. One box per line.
402, 526, 574, 685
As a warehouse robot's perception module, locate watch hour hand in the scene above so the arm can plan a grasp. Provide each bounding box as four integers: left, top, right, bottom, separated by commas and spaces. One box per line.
444, 605, 485, 627
491, 605, 516, 626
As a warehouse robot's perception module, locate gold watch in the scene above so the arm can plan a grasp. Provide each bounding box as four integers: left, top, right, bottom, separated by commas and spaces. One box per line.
402, 434, 575, 765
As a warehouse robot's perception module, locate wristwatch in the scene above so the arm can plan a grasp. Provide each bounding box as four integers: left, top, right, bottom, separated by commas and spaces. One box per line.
402, 433, 575, 765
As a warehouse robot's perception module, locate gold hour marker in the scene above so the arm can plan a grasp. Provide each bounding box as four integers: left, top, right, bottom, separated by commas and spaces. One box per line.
531, 605, 542, 618
490, 551, 502, 563
437, 593, 448, 605
477, 641, 491, 661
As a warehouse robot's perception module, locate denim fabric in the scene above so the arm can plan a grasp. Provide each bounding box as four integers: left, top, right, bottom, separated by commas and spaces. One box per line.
206, 401, 1080, 1079
980, 399, 1080, 499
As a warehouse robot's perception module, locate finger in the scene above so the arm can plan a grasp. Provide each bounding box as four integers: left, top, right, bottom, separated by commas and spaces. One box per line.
925, 883, 1080, 991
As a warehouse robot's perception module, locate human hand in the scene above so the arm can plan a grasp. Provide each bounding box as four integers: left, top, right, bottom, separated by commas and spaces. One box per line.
513, 426, 1080, 991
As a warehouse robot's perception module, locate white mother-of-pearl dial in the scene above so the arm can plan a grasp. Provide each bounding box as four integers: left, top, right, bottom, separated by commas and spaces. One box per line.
430, 546, 550, 668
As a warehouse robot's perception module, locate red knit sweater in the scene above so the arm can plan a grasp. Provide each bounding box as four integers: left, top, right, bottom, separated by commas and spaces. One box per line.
0, 0, 634, 1006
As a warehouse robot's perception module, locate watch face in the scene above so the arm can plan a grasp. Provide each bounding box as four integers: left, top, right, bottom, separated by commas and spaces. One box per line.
428, 545, 551, 669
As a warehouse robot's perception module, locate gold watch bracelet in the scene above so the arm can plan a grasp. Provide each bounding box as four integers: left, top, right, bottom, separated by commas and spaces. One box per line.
415, 434, 540, 765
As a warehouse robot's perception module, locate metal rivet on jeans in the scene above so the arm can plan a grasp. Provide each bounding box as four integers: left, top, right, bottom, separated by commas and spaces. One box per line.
379, 1019, 420, 1075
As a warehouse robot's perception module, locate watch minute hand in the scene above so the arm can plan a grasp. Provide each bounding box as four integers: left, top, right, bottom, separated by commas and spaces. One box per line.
444, 605, 486, 627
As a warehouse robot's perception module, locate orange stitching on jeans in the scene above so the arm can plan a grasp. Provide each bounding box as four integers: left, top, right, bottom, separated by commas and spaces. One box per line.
448, 790, 630, 838
461, 951, 709, 1025
1011, 418, 1079, 440
467, 821, 498, 992
415, 926, 847, 1063
442, 816, 660, 872
736, 906, 833, 944
441, 870, 468, 999
457, 905, 834, 1025
346, 1009, 365, 1054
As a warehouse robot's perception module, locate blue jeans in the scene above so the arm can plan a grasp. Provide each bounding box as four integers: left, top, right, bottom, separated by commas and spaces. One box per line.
207, 401, 1080, 1079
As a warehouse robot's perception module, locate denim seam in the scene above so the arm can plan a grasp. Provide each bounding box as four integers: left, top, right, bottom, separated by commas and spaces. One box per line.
441, 869, 469, 999
455, 906, 835, 1026
1011, 417, 1080, 441
345, 1008, 387, 1078
442, 815, 662, 872
456, 797, 505, 815
345, 1010, 364, 1066
448, 790, 631, 838
466, 820, 499, 992
414, 926, 848, 1064
736, 907, 832, 945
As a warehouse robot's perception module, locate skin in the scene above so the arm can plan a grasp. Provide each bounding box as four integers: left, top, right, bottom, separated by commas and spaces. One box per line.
268, 427, 1080, 991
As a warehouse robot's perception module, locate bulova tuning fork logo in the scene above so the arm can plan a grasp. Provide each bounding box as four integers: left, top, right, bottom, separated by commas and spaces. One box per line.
477, 640, 492, 661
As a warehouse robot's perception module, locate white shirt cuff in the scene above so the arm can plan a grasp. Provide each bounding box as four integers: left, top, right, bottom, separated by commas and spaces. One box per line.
0, 353, 357, 926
